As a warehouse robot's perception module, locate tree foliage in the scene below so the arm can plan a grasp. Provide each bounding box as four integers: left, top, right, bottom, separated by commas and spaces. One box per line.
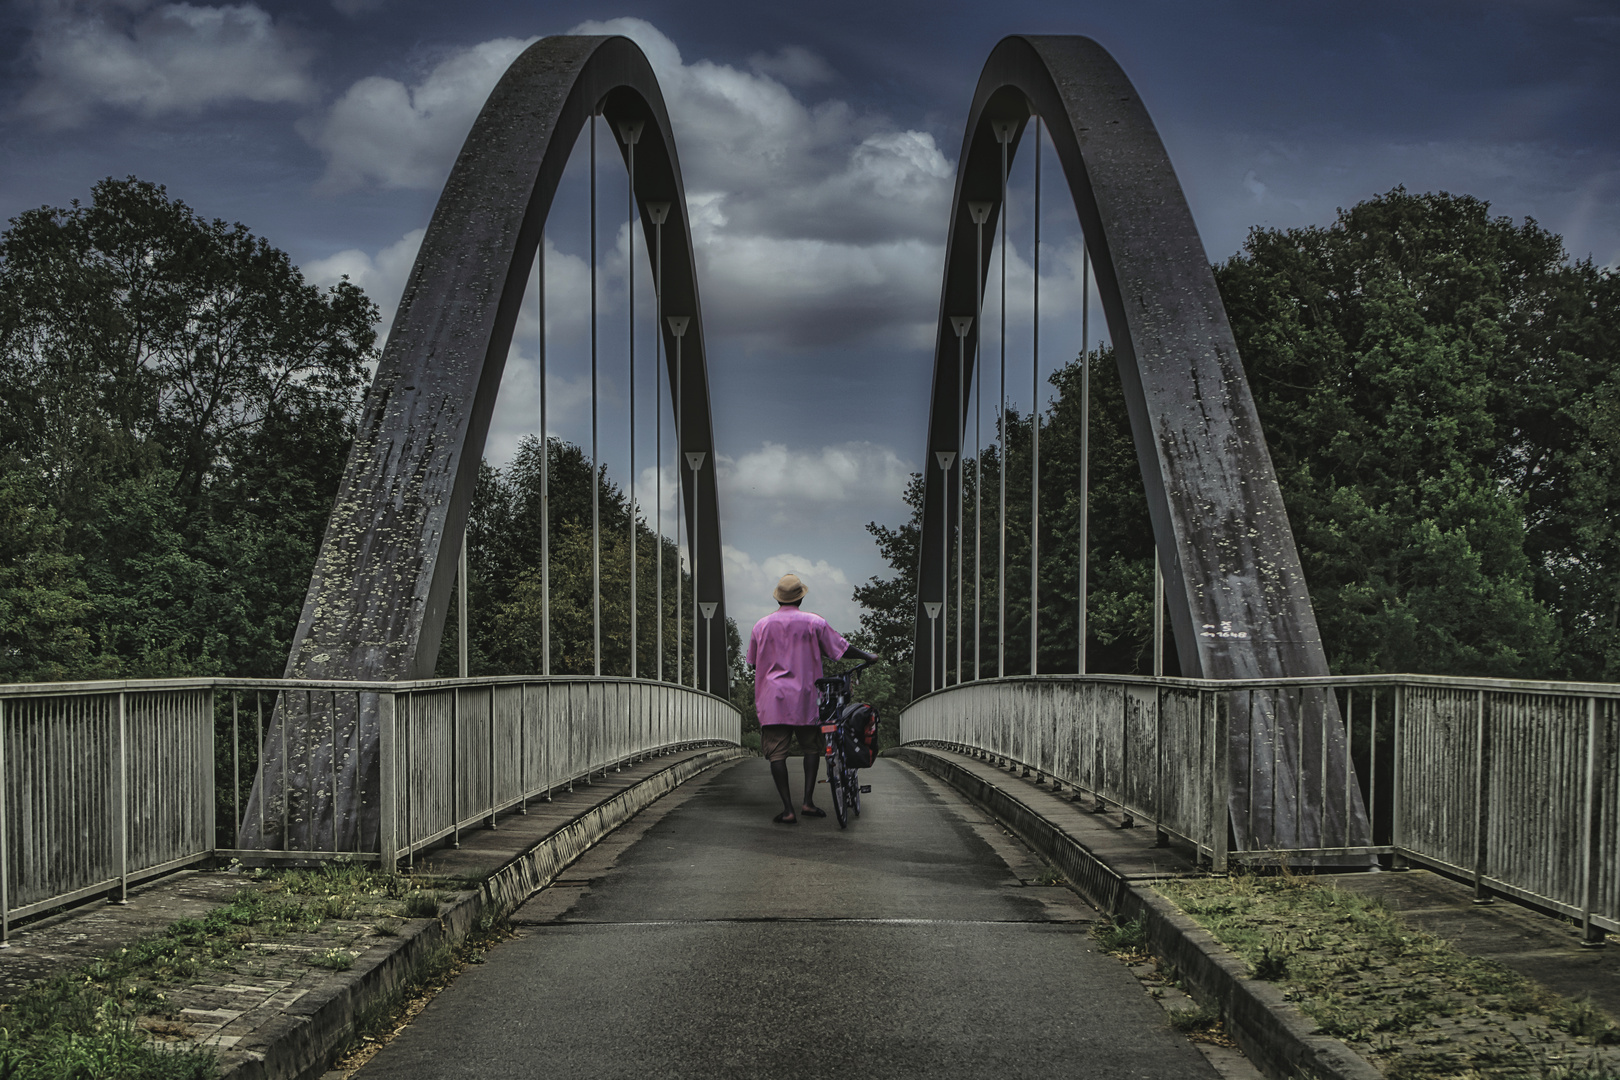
854, 340, 1159, 701
857, 189, 1619, 701
1217, 188, 1618, 678
441, 435, 728, 684
0, 177, 377, 680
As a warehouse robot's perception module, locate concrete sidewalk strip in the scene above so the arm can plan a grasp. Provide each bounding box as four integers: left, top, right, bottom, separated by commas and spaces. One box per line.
893, 744, 1620, 1080
890, 745, 1386, 1080
0, 744, 745, 1080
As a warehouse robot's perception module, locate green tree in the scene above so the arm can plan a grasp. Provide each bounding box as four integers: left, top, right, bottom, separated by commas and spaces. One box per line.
1217, 188, 1616, 677
444, 435, 738, 692
854, 342, 1160, 703
0, 474, 98, 681
859, 189, 1619, 698
0, 177, 377, 680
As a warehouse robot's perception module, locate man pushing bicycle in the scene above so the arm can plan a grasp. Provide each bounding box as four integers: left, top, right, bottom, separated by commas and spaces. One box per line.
746, 574, 877, 824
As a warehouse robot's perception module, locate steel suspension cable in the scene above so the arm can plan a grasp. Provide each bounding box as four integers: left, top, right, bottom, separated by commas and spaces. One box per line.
971, 204, 987, 682
691, 447, 702, 690
623, 122, 640, 678
956, 315, 969, 686
1078, 245, 1090, 675
1030, 116, 1042, 676
670, 316, 687, 686
650, 204, 667, 681
590, 111, 601, 677
539, 231, 550, 676
996, 123, 1010, 679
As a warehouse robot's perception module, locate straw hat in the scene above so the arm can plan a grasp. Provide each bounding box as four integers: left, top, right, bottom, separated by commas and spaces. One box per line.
773, 574, 808, 604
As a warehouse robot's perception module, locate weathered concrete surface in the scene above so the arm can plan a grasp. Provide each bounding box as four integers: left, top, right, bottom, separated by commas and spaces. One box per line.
891, 745, 1383, 1080
0, 746, 741, 1080
912, 35, 1367, 850
354, 757, 1230, 1080
1331, 869, 1620, 1023
246, 33, 731, 854
0, 872, 247, 1001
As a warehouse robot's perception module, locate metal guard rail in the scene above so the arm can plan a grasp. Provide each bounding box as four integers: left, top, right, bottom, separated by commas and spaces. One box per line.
900, 673, 1620, 943
0, 675, 742, 940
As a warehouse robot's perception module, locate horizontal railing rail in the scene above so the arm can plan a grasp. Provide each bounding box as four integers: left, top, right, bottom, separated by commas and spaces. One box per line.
0, 675, 742, 940
901, 673, 1619, 942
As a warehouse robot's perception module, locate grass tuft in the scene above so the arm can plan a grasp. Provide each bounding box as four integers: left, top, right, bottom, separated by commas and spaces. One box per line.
1092, 916, 1150, 960
311, 949, 355, 972
403, 892, 440, 919
1159, 873, 1620, 1078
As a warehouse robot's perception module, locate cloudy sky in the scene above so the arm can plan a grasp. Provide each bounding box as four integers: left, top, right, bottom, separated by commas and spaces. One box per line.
3, 0, 1617, 641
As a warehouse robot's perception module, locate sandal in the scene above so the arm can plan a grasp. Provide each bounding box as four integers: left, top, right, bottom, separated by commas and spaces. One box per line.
773, 812, 798, 824
799, 806, 827, 818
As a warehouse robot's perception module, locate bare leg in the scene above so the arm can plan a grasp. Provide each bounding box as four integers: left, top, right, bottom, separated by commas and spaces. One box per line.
770, 760, 795, 822
802, 752, 820, 812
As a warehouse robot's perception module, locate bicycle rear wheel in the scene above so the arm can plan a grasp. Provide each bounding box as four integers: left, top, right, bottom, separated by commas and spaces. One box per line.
848, 766, 861, 816
827, 749, 849, 829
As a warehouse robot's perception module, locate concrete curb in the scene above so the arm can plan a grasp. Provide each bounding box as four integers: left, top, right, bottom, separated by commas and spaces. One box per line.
890, 745, 1382, 1080
221, 746, 747, 1080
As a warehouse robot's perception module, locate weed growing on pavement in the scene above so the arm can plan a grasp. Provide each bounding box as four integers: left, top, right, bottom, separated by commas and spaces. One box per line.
325, 915, 515, 1078
0, 865, 466, 1077
1167, 1003, 1235, 1046
0, 973, 218, 1079
1158, 873, 1620, 1078
402, 891, 441, 918
1091, 916, 1150, 962
312, 949, 356, 972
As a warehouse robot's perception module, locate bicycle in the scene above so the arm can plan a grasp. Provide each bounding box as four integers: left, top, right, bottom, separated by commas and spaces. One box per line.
814, 658, 878, 829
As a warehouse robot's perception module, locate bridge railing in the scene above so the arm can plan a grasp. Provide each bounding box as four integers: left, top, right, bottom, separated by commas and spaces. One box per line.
0, 676, 740, 939
900, 674, 1620, 940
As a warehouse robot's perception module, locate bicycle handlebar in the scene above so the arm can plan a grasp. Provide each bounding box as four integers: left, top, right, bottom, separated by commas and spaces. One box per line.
813, 656, 879, 689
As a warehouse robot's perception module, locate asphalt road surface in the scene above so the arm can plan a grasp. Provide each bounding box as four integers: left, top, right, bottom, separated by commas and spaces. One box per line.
356, 757, 1224, 1079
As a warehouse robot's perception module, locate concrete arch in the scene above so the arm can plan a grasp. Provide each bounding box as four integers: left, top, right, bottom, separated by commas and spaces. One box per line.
245, 35, 727, 851
912, 35, 1365, 847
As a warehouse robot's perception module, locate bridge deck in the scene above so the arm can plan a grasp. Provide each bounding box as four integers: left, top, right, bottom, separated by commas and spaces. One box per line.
354, 757, 1232, 1079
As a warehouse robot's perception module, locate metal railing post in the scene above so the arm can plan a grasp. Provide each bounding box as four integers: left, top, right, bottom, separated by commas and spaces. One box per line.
488, 687, 497, 828
204, 686, 216, 858
406, 691, 416, 868
0, 697, 8, 945
1391, 682, 1408, 870
1581, 697, 1606, 945
118, 691, 129, 903
1472, 689, 1492, 903
452, 687, 461, 849
1210, 690, 1229, 874
378, 692, 398, 868
1154, 686, 1169, 847
231, 692, 241, 850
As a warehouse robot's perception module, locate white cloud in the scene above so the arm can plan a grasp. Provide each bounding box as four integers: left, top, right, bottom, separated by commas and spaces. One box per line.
304, 229, 597, 350
724, 545, 861, 643
304, 227, 425, 343
305, 228, 600, 468
305, 19, 956, 349
19, 0, 316, 127
723, 441, 910, 505
303, 36, 538, 191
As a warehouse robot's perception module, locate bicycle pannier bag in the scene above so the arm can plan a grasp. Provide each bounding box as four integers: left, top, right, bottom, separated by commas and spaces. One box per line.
837, 702, 879, 769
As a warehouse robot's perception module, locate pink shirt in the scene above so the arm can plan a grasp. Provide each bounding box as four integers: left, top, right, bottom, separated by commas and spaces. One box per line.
746, 606, 851, 727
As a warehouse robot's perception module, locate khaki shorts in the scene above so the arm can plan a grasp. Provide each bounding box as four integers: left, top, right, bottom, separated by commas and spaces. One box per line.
760, 724, 824, 763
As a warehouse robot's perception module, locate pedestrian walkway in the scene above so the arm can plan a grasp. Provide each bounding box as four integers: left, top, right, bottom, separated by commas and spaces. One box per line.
352, 756, 1230, 1080
0, 745, 740, 1078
